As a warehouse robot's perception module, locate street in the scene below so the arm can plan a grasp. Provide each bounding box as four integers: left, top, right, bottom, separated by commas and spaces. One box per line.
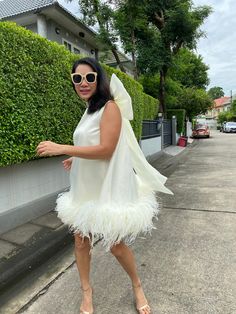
1, 131, 236, 314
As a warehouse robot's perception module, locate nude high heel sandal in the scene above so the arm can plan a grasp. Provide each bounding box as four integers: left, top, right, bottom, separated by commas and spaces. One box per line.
133, 283, 151, 314
80, 286, 93, 314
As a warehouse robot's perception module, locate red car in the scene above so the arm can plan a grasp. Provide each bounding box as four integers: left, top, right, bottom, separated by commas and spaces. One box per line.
192, 124, 210, 138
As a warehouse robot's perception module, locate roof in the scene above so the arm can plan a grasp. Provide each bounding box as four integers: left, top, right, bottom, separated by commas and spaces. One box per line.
0, 0, 97, 39
214, 97, 230, 108
0, 0, 56, 19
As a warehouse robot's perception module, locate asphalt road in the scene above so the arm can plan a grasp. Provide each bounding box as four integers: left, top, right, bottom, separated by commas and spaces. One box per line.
2, 130, 236, 314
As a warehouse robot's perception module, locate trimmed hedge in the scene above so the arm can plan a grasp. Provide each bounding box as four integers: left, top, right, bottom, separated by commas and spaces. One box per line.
167, 109, 186, 134
142, 94, 159, 120
0, 22, 158, 167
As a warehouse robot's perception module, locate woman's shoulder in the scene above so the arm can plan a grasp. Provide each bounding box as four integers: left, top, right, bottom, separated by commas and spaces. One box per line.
98, 100, 121, 126
105, 99, 116, 106
104, 100, 120, 112
103, 100, 120, 116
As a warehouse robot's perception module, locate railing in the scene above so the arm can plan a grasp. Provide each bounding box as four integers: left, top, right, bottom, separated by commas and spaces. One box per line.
142, 120, 161, 139
141, 118, 173, 148
163, 119, 172, 147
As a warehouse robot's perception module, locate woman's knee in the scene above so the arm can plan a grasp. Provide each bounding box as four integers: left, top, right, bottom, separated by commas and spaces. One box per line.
74, 233, 89, 251
110, 242, 125, 257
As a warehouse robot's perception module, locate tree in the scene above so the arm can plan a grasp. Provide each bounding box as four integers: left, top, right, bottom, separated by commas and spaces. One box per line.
176, 87, 213, 120
169, 48, 209, 89
139, 46, 210, 116
68, 0, 126, 73
67, 0, 211, 117
139, 74, 183, 109
231, 99, 236, 114
114, 0, 147, 79
141, 1, 212, 114
207, 86, 224, 100
217, 111, 236, 124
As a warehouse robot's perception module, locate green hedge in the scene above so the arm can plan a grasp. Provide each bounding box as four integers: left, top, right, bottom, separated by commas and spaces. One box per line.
167, 109, 186, 134
142, 94, 159, 120
0, 22, 158, 167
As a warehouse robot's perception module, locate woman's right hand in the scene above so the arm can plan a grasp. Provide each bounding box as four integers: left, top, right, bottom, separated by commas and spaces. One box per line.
62, 157, 73, 171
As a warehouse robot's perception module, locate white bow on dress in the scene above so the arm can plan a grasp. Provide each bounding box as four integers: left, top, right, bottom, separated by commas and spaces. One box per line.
110, 74, 173, 195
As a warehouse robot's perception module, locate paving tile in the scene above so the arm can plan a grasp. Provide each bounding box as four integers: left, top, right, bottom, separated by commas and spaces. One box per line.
0, 239, 18, 258
31, 211, 63, 229
1, 223, 42, 245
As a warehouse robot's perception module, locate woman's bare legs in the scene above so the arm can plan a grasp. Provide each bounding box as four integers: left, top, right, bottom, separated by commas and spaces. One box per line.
110, 242, 151, 314
74, 233, 93, 313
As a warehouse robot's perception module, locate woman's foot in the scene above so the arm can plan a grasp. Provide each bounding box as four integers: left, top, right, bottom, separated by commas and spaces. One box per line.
80, 286, 93, 314
132, 281, 151, 314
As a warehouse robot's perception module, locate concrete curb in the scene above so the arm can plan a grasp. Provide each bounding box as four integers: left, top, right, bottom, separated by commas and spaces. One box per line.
0, 225, 73, 293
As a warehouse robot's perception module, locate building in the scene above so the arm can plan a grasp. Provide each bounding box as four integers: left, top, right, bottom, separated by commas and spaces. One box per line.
206, 96, 231, 119
0, 0, 134, 74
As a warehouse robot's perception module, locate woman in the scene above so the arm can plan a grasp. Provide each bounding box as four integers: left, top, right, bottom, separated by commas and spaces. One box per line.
36, 57, 172, 314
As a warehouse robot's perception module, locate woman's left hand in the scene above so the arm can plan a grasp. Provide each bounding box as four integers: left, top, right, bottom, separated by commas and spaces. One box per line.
36, 141, 63, 157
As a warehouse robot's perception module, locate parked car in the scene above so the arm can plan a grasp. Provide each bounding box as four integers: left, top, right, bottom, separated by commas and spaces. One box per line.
219, 121, 226, 132
222, 122, 236, 133
192, 124, 210, 138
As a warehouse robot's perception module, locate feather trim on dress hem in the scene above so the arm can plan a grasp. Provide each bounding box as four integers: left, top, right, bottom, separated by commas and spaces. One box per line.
55, 189, 160, 251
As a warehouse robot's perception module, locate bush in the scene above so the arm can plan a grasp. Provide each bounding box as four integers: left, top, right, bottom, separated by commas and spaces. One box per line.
142, 94, 159, 120
167, 109, 186, 134
217, 111, 236, 124
0, 22, 158, 166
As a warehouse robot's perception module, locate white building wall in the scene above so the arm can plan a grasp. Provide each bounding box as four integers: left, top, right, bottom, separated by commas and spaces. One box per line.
0, 157, 69, 214
47, 19, 96, 57
140, 136, 162, 158
0, 157, 70, 234
37, 14, 47, 38
186, 121, 192, 137
25, 23, 37, 33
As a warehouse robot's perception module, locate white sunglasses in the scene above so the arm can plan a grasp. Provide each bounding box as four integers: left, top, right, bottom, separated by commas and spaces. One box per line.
71, 72, 97, 85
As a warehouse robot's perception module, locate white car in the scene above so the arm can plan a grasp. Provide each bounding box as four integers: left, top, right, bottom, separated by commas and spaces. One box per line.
223, 122, 236, 133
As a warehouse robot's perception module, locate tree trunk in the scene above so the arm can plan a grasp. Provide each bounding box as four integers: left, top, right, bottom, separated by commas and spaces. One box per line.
91, 0, 126, 74
111, 48, 126, 73
159, 66, 168, 117
159, 69, 165, 115
131, 30, 138, 79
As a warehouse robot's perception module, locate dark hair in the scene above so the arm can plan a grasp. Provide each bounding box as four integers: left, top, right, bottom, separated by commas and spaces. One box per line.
71, 57, 113, 114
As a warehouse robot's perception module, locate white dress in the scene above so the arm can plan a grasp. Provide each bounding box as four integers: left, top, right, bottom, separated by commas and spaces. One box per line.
55, 74, 173, 251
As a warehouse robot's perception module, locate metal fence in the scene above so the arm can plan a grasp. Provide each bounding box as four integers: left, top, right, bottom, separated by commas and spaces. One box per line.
162, 119, 172, 147
142, 120, 162, 139
141, 119, 173, 148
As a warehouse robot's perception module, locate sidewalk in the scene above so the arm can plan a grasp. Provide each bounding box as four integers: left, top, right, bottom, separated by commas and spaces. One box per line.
0, 144, 189, 294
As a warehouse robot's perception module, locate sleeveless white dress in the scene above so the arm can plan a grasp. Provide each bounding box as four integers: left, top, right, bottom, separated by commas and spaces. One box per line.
55, 74, 173, 251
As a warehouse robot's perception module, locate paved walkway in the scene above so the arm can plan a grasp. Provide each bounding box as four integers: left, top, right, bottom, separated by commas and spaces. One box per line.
0, 144, 184, 309
2, 132, 236, 313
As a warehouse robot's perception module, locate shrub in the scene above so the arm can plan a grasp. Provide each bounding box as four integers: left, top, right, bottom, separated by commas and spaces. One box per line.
217, 111, 236, 124
0, 22, 158, 166
142, 94, 159, 120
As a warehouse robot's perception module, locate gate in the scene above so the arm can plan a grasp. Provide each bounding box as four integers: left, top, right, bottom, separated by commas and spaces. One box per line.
163, 119, 172, 147
142, 120, 161, 139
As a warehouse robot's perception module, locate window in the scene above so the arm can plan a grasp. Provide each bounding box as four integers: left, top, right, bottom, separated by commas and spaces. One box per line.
62, 39, 81, 55
73, 47, 81, 54
63, 40, 72, 52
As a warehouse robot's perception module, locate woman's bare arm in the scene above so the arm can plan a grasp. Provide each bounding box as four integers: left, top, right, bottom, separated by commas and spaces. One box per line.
36, 101, 122, 160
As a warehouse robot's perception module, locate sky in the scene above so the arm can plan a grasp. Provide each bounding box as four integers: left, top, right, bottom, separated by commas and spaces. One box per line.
193, 0, 236, 95
60, 0, 235, 96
